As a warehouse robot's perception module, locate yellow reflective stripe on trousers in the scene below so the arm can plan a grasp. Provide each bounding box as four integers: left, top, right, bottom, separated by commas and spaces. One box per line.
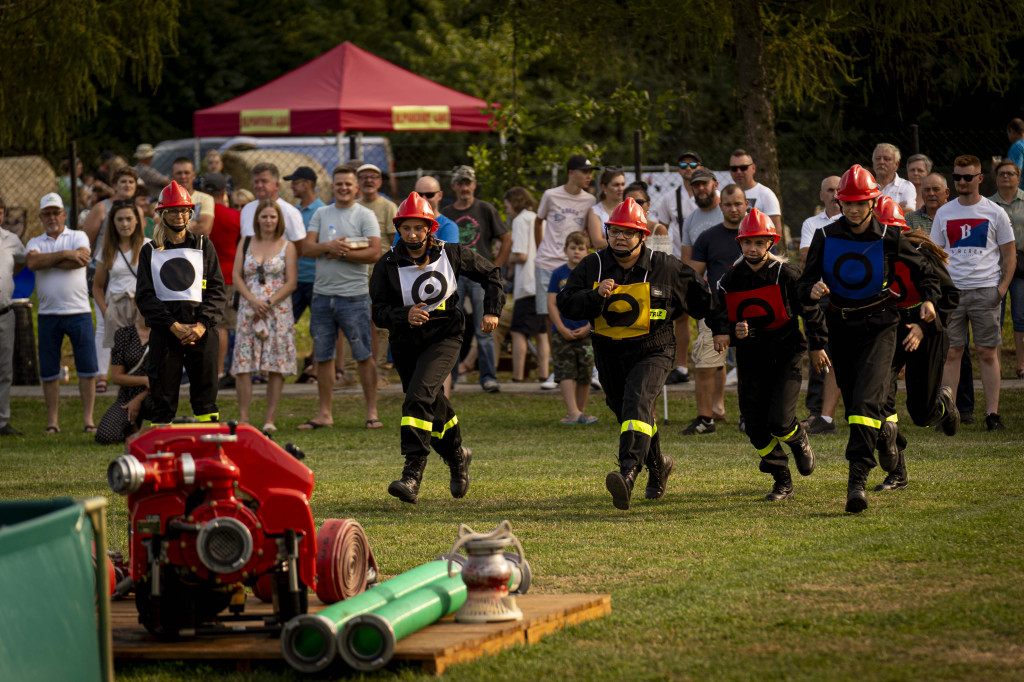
849, 415, 882, 429
620, 420, 654, 437
756, 437, 779, 457
402, 416, 433, 431
195, 412, 218, 422
777, 424, 799, 441
431, 415, 459, 439
885, 414, 898, 422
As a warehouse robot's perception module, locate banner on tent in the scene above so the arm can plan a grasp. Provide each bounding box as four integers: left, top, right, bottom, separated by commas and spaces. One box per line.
240, 110, 291, 134
392, 106, 451, 131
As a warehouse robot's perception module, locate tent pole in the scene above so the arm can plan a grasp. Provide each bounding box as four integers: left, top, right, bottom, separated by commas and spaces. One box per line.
337, 131, 346, 166
194, 138, 201, 170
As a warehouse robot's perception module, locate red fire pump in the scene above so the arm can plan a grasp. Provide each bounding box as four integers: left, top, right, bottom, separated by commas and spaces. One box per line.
107, 422, 375, 639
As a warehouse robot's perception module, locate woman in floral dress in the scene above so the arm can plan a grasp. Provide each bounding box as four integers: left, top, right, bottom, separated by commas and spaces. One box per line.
232, 200, 297, 431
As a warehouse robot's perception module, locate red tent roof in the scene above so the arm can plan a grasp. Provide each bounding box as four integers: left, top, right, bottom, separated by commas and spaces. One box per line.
194, 42, 496, 136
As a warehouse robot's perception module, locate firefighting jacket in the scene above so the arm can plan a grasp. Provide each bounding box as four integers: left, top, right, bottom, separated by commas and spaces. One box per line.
136, 233, 225, 331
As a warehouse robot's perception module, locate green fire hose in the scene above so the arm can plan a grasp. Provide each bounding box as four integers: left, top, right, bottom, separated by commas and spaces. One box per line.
337, 572, 468, 672
280, 560, 454, 673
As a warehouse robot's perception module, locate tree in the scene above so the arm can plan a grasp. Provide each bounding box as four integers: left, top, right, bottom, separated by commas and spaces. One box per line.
0, 0, 180, 150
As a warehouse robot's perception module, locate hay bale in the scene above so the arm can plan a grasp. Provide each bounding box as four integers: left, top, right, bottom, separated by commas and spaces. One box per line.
221, 150, 333, 205
0, 156, 58, 241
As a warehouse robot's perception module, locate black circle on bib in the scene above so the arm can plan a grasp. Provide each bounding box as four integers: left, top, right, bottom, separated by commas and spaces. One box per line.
411, 270, 449, 307
734, 298, 776, 328
832, 252, 873, 291
603, 293, 641, 328
160, 257, 197, 292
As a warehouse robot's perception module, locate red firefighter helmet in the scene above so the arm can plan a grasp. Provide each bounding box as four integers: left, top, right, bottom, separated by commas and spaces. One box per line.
156, 181, 195, 211
605, 197, 650, 235
836, 164, 881, 202
872, 195, 908, 231
735, 207, 780, 245
393, 192, 439, 232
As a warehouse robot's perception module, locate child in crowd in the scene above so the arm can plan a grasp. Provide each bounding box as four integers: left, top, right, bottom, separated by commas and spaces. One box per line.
547, 231, 597, 424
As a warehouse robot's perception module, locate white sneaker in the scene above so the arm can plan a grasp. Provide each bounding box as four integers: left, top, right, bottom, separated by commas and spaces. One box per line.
541, 373, 557, 390
725, 368, 738, 386
590, 366, 602, 391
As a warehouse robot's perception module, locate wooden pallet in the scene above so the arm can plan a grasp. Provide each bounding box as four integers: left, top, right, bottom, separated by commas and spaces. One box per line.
112, 592, 611, 675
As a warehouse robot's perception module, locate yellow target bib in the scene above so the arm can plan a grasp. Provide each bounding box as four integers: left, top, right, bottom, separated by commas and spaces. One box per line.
594, 282, 651, 339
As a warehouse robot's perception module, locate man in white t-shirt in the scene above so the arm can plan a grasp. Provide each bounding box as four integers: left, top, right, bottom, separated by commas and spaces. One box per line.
170, 157, 215, 237
240, 162, 306, 256
728, 148, 782, 234
299, 165, 382, 430
799, 176, 841, 267
930, 154, 1018, 431
873, 143, 916, 213
798, 175, 841, 435
650, 150, 705, 257
25, 193, 97, 433
534, 154, 597, 318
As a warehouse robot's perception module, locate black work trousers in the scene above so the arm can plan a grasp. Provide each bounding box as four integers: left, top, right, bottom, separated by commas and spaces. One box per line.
393, 336, 462, 460
736, 345, 803, 472
886, 321, 949, 428
147, 326, 219, 423
595, 340, 673, 473
827, 307, 898, 470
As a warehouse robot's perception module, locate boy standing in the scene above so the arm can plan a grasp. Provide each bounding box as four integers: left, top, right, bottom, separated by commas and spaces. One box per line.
547, 232, 597, 424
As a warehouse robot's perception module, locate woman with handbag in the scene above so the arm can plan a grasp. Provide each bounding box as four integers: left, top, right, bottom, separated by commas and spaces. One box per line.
92, 199, 150, 394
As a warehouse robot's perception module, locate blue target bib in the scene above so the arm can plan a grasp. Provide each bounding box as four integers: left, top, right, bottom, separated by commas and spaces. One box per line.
822, 236, 886, 300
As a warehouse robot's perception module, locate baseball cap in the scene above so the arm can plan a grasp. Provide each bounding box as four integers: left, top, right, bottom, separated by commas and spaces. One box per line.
201, 172, 228, 194
689, 168, 717, 184
677, 150, 703, 164
356, 163, 382, 176
451, 165, 476, 182
39, 193, 64, 211
283, 166, 317, 182
133, 143, 156, 160
567, 154, 596, 171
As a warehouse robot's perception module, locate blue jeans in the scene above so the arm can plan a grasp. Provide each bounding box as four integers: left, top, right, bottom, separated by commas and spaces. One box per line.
457, 278, 496, 385
310, 293, 373, 363
38, 313, 98, 381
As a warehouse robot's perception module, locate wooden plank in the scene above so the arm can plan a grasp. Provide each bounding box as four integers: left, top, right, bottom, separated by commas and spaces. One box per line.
112, 592, 611, 673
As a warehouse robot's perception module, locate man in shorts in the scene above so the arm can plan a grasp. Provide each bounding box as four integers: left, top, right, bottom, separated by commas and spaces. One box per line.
299, 166, 383, 429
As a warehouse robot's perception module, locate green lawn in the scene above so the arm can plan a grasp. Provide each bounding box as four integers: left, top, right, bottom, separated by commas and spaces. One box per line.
3, 388, 1023, 681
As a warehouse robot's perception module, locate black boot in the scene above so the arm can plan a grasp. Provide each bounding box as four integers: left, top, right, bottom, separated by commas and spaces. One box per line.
441, 447, 472, 499
765, 467, 794, 501
937, 385, 960, 437
606, 463, 640, 510
388, 455, 428, 504
645, 453, 674, 500
874, 450, 908, 491
845, 463, 871, 513
877, 421, 899, 472
783, 426, 815, 476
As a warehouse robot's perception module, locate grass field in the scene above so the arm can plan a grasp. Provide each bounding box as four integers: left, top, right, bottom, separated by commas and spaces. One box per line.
3, 387, 1023, 681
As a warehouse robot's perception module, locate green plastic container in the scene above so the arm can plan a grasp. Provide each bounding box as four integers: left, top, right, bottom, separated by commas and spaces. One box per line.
0, 498, 110, 682
280, 559, 455, 673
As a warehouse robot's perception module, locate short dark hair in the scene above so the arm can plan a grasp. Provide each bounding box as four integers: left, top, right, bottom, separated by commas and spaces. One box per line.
564, 230, 590, 249
730, 148, 753, 162
332, 165, 357, 178
995, 159, 1020, 176
720, 183, 746, 199
1008, 118, 1024, 135
172, 156, 194, 169
252, 163, 280, 180
111, 166, 139, 183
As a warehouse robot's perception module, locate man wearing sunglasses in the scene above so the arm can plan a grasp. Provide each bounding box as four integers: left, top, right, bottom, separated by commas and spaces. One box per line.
411, 176, 459, 245
728, 150, 782, 238
930, 155, 1017, 431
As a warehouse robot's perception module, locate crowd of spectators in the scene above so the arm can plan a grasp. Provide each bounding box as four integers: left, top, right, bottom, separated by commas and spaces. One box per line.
1, 124, 1022, 440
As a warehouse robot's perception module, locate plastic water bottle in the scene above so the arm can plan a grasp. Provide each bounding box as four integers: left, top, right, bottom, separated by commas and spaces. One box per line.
326, 225, 338, 242
61, 365, 70, 383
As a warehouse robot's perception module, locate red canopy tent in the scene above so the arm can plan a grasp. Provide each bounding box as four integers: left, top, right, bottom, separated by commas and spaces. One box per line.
193, 42, 496, 136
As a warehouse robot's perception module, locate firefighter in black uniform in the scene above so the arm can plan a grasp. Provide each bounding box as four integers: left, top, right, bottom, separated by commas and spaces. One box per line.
557, 198, 713, 510
797, 165, 941, 513
136, 181, 226, 424
709, 208, 828, 501
873, 195, 961, 493
370, 192, 505, 504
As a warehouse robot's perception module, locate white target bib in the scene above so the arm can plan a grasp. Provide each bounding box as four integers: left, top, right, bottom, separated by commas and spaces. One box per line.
398, 251, 457, 312
150, 248, 204, 303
